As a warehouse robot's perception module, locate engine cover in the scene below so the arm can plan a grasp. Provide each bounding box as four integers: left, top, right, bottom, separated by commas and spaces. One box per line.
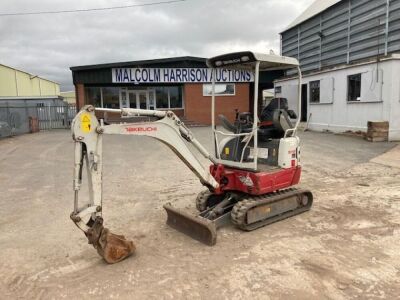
278, 137, 300, 169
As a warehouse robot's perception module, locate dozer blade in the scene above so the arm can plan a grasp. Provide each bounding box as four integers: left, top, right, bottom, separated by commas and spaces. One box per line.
86, 217, 136, 264
164, 204, 217, 246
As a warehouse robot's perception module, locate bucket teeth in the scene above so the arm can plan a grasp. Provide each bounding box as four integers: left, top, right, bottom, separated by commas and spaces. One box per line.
164, 204, 217, 246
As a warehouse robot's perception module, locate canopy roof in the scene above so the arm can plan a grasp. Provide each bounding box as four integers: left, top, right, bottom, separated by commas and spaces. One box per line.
207, 51, 299, 71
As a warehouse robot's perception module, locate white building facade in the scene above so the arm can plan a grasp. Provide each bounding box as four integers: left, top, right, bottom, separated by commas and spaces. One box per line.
275, 56, 400, 140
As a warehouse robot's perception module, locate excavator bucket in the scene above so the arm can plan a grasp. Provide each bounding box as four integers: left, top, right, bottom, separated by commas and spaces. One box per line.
96, 228, 136, 264
164, 204, 217, 246
86, 218, 136, 264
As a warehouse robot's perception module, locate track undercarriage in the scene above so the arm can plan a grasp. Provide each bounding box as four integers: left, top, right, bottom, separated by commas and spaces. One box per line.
164, 188, 313, 245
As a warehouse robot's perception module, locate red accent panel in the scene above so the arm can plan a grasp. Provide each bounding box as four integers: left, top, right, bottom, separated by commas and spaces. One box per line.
210, 164, 302, 196
258, 121, 273, 127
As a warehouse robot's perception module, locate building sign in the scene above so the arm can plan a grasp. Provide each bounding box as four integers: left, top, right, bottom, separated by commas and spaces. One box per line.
112, 68, 254, 84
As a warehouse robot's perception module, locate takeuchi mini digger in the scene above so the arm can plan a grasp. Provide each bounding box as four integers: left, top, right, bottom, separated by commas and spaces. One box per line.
70, 51, 313, 263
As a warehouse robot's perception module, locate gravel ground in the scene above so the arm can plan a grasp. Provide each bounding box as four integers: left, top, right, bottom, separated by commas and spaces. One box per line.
0, 129, 399, 299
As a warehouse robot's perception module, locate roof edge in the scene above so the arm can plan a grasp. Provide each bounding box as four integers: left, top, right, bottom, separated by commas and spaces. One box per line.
280, 0, 342, 33
70, 56, 207, 72
0, 63, 60, 85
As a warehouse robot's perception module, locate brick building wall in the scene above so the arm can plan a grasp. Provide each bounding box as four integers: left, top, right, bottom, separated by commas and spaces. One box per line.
184, 83, 249, 125
75, 84, 85, 110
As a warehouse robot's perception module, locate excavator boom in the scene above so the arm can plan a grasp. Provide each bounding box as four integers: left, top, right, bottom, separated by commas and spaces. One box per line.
71, 105, 219, 263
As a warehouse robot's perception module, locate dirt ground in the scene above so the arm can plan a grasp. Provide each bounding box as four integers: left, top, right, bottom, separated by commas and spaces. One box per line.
0, 128, 399, 299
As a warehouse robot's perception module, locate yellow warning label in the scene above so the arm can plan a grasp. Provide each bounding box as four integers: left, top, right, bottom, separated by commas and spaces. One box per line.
225, 147, 230, 155
81, 114, 91, 133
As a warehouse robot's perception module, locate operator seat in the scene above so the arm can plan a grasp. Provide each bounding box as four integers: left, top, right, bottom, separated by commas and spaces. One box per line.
218, 113, 253, 134
258, 98, 297, 141
219, 114, 238, 133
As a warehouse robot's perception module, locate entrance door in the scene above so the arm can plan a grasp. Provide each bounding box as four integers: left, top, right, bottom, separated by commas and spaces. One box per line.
128, 92, 137, 109
120, 90, 130, 108
301, 84, 308, 122
138, 91, 148, 109
126, 90, 149, 109
148, 90, 156, 110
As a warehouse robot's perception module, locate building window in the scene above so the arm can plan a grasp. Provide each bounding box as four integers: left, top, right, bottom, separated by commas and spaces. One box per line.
348, 74, 361, 102
155, 87, 170, 108
102, 87, 120, 108
203, 84, 235, 96
275, 86, 282, 94
84, 86, 183, 110
309, 81, 320, 103
85, 87, 102, 107
155, 87, 183, 109
169, 87, 183, 108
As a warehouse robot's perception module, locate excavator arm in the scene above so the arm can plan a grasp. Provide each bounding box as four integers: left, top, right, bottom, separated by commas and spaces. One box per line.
71, 105, 219, 263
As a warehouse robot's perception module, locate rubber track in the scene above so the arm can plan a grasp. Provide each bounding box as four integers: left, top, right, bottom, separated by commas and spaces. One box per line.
196, 190, 212, 212
231, 188, 313, 231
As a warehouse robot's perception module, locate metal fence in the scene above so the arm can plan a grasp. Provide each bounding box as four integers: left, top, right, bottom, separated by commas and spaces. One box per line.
0, 103, 76, 137
36, 104, 77, 130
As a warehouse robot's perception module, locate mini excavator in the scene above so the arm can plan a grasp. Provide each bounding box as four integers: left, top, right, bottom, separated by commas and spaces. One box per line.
70, 51, 313, 263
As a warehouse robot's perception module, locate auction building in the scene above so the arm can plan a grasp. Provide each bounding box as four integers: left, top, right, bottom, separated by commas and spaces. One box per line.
70, 57, 271, 125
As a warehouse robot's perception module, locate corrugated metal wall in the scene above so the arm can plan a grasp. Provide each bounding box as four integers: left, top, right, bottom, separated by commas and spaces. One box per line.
0, 65, 60, 97
282, 0, 400, 74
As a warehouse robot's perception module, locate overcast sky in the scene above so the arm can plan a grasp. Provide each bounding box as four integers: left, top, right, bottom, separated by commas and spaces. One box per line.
0, 0, 314, 91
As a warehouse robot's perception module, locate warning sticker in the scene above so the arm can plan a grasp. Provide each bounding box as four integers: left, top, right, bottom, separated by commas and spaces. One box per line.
81, 113, 91, 133
224, 147, 230, 156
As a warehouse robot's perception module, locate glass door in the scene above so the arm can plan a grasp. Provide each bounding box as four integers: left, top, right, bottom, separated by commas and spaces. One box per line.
124, 90, 151, 110
120, 89, 129, 108
128, 92, 137, 108
148, 90, 156, 110
138, 91, 148, 109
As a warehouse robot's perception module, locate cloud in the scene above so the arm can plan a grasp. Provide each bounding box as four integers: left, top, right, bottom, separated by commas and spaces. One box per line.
0, 0, 314, 91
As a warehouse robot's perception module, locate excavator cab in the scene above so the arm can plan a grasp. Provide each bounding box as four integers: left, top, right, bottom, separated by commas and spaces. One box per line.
206, 52, 302, 172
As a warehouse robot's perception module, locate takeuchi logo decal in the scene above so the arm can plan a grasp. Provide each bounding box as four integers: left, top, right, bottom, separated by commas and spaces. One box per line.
125, 126, 158, 133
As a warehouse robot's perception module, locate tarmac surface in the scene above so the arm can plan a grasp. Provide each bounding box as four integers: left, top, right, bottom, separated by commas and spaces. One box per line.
0, 128, 399, 299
